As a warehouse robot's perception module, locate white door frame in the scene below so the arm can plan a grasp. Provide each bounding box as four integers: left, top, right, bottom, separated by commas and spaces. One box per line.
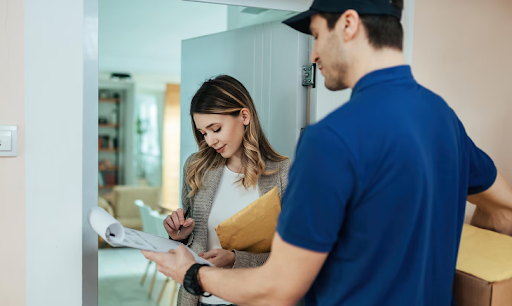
403, 0, 416, 65
83, 0, 99, 306
183, 0, 313, 12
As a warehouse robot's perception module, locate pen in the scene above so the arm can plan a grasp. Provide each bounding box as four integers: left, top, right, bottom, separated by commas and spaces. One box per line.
177, 207, 190, 235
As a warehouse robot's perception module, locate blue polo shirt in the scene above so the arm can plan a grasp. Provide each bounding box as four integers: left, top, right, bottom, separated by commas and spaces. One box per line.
277, 66, 496, 306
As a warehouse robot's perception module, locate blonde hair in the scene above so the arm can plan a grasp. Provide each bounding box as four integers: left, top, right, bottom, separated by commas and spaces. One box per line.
187, 75, 287, 196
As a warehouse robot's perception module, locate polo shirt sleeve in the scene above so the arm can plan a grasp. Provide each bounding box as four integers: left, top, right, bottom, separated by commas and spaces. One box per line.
466, 135, 497, 195
277, 125, 360, 253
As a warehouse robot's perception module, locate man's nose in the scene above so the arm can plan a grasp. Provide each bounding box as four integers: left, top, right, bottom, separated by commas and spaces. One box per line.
311, 44, 319, 63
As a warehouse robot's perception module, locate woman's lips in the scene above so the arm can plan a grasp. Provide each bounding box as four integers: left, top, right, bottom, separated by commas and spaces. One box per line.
216, 145, 226, 153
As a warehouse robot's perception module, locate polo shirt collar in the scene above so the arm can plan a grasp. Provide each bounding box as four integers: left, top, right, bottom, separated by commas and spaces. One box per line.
351, 65, 414, 98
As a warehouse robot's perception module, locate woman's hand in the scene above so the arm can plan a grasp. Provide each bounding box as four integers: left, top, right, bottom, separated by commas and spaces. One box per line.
198, 249, 236, 268
164, 208, 195, 241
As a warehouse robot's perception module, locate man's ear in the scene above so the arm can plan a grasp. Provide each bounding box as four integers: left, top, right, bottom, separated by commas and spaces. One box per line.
338, 9, 361, 42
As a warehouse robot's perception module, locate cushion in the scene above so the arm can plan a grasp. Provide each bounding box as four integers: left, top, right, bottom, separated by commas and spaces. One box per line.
116, 217, 143, 231
112, 186, 160, 218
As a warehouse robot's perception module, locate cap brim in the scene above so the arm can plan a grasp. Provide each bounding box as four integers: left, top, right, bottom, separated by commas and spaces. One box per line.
282, 9, 318, 35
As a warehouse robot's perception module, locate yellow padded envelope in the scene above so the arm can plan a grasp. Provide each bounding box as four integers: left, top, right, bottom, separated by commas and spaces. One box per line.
457, 224, 512, 282
215, 186, 281, 254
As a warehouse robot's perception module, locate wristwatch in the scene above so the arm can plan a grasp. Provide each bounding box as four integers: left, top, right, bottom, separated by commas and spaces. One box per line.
183, 263, 212, 297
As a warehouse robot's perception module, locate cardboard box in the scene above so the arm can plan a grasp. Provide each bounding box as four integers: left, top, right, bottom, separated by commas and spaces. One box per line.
453, 225, 512, 306
454, 271, 512, 306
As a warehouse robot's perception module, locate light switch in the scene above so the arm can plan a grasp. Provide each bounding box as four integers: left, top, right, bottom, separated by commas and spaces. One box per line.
0, 131, 12, 151
0, 125, 17, 157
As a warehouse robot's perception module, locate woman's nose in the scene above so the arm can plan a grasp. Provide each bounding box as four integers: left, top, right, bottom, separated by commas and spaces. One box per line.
205, 134, 218, 147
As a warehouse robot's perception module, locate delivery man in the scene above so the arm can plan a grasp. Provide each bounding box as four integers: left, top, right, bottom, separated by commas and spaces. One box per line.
143, 0, 512, 305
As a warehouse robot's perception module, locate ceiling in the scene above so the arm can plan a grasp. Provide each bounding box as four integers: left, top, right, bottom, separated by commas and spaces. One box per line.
99, 0, 228, 83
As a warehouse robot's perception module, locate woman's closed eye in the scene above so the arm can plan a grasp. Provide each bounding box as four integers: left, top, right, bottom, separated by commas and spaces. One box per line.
201, 128, 221, 137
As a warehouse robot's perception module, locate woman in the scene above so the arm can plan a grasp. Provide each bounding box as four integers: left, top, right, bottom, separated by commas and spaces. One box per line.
163, 75, 291, 306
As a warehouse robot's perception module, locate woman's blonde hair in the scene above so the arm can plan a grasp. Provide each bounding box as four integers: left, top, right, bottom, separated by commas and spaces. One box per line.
187, 75, 287, 196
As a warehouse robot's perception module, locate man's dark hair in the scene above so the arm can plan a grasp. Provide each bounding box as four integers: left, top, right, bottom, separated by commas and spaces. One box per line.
318, 0, 404, 51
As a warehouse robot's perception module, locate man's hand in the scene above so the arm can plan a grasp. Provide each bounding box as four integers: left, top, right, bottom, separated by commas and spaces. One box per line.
469, 172, 512, 235
141, 245, 195, 284
198, 249, 236, 268
164, 208, 195, 241
195, 234, 328, 306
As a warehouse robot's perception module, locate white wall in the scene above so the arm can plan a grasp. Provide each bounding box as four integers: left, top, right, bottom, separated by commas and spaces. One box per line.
25, 1, 97, 306
412, 0, 512, 222
0, 0, 26, 305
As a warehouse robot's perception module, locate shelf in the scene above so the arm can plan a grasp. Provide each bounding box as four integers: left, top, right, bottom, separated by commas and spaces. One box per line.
99, 166, 119, 171
99, 98, 120, 103
98, 185, 115, 190
99, 124, 119, 128
99, 148, 119, 153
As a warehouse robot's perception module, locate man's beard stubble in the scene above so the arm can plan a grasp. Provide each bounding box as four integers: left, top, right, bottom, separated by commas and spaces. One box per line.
324, 60, 349, 91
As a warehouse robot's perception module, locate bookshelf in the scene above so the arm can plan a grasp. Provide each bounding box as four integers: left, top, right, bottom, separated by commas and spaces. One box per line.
97, 80, 135, 192
98, 185, 116, 190
99, 148, 120, 153
99, 123, 119, 128
99, 98, 120, 103
98, 166, 120, 171
98, 88, 122, 190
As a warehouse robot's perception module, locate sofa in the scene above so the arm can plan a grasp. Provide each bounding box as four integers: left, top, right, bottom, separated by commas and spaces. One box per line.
99, 185, 161, 231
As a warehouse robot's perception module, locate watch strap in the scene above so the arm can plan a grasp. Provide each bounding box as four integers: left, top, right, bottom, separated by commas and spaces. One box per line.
184, 263, 211, 297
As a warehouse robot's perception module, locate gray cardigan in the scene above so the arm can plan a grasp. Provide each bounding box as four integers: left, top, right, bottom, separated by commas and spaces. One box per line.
177, 154, 291, 306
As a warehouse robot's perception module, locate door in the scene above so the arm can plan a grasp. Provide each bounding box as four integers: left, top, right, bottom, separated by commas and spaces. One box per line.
180, 21, 310, 194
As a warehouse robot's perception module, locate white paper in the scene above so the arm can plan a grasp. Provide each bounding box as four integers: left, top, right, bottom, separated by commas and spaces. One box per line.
88, 207, 213, 266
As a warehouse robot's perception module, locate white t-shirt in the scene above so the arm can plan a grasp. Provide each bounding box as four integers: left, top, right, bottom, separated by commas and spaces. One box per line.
201, 166, 259, 305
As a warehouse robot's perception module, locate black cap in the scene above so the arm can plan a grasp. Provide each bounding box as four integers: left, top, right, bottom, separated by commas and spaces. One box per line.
283, 0, 402, 34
